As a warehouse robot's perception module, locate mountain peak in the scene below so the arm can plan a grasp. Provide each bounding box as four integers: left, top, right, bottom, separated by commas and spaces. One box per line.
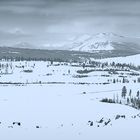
70, 32, 126, 52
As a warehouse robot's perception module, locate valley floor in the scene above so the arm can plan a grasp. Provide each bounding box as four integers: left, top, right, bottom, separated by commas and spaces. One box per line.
0, 59, 140, 140
0, 84, 140, 140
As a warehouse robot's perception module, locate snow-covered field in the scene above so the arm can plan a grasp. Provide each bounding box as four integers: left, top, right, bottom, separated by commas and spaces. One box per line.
0, 57, 140, 140
98, 54, 140, 66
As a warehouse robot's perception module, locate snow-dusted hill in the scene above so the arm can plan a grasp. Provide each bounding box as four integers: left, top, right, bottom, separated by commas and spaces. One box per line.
98, 54, 140, 66
71, 33, 115, 51
70, 33, 140, 52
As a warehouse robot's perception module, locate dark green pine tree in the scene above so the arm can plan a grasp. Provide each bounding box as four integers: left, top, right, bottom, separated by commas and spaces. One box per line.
122, 86, 127, 99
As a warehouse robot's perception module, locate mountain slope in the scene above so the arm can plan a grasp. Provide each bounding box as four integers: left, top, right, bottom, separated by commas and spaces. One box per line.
0, 33, 140, 61
70, 33, 140, 53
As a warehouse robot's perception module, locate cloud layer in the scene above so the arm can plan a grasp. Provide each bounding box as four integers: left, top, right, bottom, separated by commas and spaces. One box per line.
0, 0, 140, 45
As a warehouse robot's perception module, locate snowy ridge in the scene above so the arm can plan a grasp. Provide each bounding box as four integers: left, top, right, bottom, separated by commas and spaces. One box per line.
72, 41, 114, 51
71, 33, 129, 52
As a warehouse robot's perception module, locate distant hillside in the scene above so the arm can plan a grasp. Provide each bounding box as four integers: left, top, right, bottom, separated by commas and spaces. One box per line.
0, 46, 140, 62
70, 33, 140, 53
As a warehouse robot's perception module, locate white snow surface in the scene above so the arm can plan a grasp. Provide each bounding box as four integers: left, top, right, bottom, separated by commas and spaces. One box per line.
0, 83, 140, 140
0, 59, 140, 140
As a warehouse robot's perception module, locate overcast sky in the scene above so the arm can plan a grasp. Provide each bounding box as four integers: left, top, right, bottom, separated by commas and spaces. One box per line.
0, 0, 140, 46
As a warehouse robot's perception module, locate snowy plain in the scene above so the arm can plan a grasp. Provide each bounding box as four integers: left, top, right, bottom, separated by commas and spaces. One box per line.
98, 54, 140, 66
0, 56, 140, 140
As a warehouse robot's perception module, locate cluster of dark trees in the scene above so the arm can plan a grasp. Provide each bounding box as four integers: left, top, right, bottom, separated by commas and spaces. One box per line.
0, 63, 12, 69
100, 98, 115, 104
111, 76, 140, 84
2, 56, 65, 63
0, 63, 13, 74
101, 86, 140, 110
121, 86, 140, 109
87, 61, 140, 71
110, 78, 128, 84
78, 61, 140, 74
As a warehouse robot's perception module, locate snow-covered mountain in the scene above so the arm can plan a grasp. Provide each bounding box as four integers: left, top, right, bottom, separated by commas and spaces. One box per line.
70, 33, 140, 52
0, 32, 140, 60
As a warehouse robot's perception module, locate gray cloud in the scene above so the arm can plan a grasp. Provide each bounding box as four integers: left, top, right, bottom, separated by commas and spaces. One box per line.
0, 0, 140, 45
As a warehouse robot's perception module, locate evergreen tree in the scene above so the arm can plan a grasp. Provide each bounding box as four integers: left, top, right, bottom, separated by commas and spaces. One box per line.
82, 63, 85, 69
113, 79, 116, 83
122, 78, 125, 83
129, 89, 132, 99
122, 86, 127, 99
127, 98, 130, 104
116, 94, 119, 103
137, 91, 140, 99
137, 77, 140, 83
